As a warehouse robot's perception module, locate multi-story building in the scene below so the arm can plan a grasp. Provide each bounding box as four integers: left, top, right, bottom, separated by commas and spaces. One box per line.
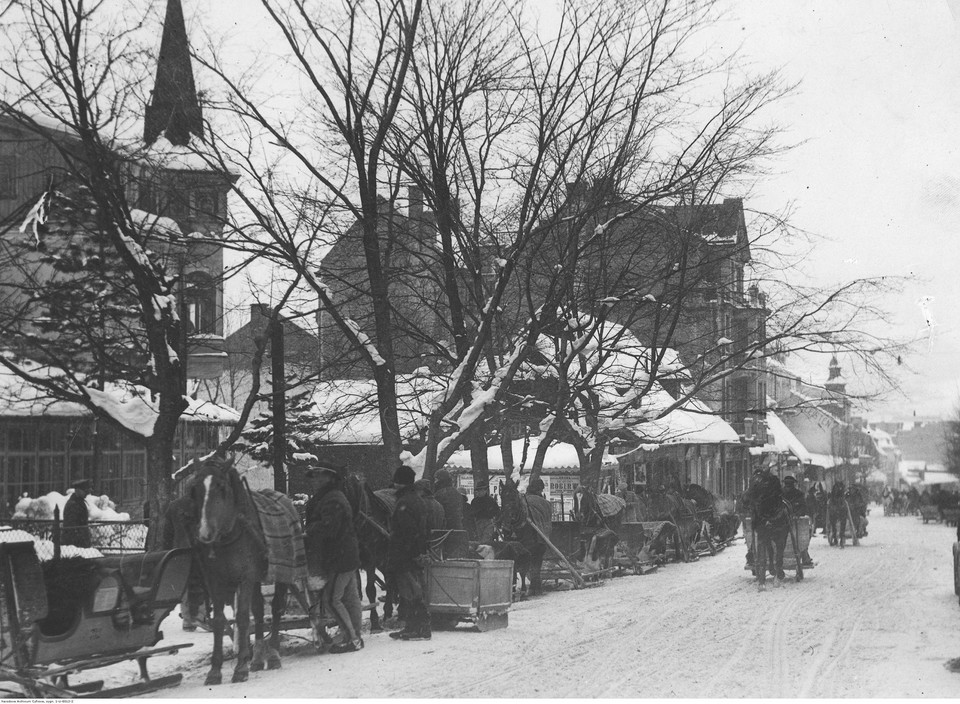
0, 0, 233, 515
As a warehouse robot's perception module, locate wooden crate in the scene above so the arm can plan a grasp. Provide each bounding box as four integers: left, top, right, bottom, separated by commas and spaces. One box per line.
425, 559, 512, 629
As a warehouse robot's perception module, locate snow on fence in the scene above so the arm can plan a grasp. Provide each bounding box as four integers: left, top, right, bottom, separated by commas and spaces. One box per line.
7, 519, 149, 560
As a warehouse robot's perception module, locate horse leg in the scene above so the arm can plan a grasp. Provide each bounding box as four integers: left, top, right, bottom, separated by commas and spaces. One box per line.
267, 585, 284, 670
367, 567, 382, 633
205, 595, 227, 686
839, 515, 847, 549
232, 583, 253, 683
756, 529, 769, 590
250, 587, 266, 672
774, 527, 787, 584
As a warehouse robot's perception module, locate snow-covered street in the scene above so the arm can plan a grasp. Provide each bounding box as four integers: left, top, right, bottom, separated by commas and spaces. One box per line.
112, 509, 960, 698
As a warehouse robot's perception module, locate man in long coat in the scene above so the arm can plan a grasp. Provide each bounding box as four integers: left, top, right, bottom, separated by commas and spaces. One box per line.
523, 478, 553, 596
387, 466, 431, 641
305, 466, 364, 653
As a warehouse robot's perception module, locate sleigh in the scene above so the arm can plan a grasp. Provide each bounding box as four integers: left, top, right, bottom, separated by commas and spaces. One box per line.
741, 515, 813, 582
0, 528, 192, 698
425, 558, 513, 631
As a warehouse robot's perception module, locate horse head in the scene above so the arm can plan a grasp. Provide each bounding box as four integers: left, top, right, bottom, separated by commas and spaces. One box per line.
193, 453, 245, 545
498, 476, 523, 534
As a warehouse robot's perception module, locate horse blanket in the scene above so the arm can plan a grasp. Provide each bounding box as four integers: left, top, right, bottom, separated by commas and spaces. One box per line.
251, 489, 308, 587
595, 494, 626, 518
373, 488, 399, 515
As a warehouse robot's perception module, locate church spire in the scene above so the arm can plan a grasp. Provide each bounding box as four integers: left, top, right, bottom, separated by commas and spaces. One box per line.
144, 0, 203, 146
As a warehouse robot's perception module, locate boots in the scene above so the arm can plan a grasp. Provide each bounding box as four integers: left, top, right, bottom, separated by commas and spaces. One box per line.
395, 603, 431, 641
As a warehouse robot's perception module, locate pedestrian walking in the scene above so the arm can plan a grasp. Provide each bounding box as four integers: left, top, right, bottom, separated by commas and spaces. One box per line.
304, 465, 364, 654
387, 465, 431, 641
62, 479, 92, 548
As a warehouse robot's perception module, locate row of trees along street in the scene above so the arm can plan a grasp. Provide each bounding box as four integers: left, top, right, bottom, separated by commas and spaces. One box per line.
0, 0, 909, 542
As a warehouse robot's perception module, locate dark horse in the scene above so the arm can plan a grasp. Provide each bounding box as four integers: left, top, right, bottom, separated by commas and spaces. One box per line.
342, 474, 394, 632
827, 482, 848, 548
189, 455, 318, 685
498, 477, 544, 592
573, 487, 623, 570
750, 471, 791, 590
639, 488, 699, 562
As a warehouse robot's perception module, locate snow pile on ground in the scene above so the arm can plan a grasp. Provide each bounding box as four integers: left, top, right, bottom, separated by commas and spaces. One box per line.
13, 490, 131, 521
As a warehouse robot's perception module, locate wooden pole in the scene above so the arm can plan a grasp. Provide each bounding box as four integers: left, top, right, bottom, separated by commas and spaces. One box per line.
524, 518, 586, 589
271, 316, 286, 494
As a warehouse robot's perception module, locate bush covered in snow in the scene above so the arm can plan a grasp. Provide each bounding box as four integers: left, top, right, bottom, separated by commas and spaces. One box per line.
13, 490, 131, 522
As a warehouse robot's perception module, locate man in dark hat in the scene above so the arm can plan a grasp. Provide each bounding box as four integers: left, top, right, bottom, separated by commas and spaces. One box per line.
782, 476, 806, 516
62, 479, 92, 548
387, 465, 430, 641
523, 477, 553, 596
304, 465, 363, 653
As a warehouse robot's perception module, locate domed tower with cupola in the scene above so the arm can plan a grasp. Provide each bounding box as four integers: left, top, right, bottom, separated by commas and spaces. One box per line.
134, 0, 234, 379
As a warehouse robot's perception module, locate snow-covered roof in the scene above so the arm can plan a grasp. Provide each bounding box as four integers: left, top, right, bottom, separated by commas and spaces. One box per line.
0, 361, 239, 433
765, 411, 812, 463
444, 437, 616, 474
624, 387, 740, 447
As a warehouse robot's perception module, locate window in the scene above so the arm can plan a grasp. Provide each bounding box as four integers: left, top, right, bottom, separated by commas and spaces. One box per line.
166, 189, 189, 219
182, 272, 218, 334
0, 156, 17, 200
194, 189, 219, 218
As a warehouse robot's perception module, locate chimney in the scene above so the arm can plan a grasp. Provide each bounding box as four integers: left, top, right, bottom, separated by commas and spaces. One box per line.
249, 303, 271, 345
408, 185, 424, 224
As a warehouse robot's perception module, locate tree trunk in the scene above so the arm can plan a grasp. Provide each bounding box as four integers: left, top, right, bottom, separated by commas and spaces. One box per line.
579, 441, 607, 493
470, 426, 490, 497
144, 427, 177, 551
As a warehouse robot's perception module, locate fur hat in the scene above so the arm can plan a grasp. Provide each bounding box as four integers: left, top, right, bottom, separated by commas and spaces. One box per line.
393, 465, 416, 486
783, 475, 797, 485
527, 477, 545, 494
435, 468, 454, 488
72, 479, 92, 492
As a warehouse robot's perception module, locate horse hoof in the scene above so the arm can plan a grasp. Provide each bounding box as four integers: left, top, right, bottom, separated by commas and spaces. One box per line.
267, 659, 282, 671
370, 624, 383, 634
231, 670, 249, 684
204, 672, 222, 686
250, 662, 264, 672
758, 583, 766, 592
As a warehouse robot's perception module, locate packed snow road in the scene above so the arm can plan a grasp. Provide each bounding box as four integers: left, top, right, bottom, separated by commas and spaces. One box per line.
128, 509, 960, 698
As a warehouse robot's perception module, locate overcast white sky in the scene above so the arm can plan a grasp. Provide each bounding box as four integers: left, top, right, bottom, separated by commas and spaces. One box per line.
193, 0, 960, 421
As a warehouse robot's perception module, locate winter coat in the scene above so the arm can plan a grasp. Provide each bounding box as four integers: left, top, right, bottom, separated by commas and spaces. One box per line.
305, 486, 361, 576
423, 495, 446, 532
523, 493, 553, 540
471, 494, 500, 520
783, 487, 807, 516
388, 485, 428, 572
435, 486, 465, 531
62, 493, 91, 548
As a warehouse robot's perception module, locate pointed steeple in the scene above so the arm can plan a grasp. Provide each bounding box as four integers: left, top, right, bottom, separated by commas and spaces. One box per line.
825, 354, 846, 394
144, 0, 203, 146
